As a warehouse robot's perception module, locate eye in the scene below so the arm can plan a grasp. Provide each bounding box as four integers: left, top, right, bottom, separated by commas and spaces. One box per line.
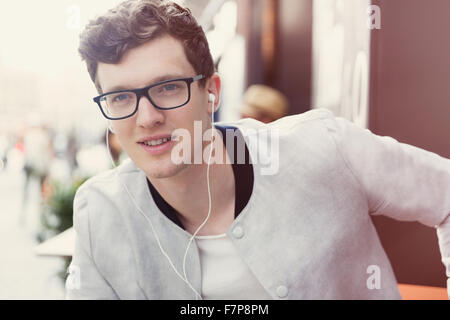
162, 83, 180, 91
150, 81, 186, 98
112, 93, 131, 102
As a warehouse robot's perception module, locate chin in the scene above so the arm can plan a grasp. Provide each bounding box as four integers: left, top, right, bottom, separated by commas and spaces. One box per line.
144, 161, 187, 180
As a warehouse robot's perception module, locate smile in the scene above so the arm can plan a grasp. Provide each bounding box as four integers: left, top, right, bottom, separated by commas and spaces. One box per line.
138, 138, 174, 156
142, 137, 171, 146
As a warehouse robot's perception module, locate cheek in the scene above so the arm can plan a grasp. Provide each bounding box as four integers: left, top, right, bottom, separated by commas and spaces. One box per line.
180, 100, 209, 123
113, 120, 136, 146
167, 108, 200, 129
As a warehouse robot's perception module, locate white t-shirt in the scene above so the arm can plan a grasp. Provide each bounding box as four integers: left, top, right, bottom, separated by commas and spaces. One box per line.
195, 233, 273, 300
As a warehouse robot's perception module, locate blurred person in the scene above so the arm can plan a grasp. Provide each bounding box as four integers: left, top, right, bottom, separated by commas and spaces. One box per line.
66, 130, 79, 173
0, 133, 9, 169
21, 121, 53, 224
240, 84, 289, 123
66, 0, 450, 300
6, 135, 25, 172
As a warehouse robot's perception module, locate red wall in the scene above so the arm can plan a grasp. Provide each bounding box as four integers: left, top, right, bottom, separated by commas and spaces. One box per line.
370, 0, 450, 287
370, 0, 450, 158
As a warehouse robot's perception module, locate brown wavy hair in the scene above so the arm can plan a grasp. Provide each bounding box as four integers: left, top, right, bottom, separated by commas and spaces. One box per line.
78, 0, 215, 93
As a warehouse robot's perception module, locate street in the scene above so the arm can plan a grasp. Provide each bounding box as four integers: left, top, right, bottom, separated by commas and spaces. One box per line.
0, 166, 65, 299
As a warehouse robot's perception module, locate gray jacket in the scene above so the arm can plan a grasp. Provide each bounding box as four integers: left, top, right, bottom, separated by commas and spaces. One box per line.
66, 109, 450, 299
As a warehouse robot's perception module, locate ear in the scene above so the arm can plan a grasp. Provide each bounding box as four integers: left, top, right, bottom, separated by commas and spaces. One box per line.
206, 73, 221, 115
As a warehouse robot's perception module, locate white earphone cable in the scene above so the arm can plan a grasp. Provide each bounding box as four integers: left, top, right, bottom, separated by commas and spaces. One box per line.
182, 94, 216, 299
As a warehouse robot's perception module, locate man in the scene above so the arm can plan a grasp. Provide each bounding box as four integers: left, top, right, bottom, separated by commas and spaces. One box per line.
240, 85, 289, 123
66, 0, 450, 300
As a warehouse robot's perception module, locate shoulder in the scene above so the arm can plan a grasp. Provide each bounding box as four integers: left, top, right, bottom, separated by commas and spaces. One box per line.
74, 158, 141, 213
217, 109, 342, 176
77, 158, 138, 193
218, 108, 335, 134
218, 108, 337, 147
72, 159, 145, 250
269, 107, 334, 129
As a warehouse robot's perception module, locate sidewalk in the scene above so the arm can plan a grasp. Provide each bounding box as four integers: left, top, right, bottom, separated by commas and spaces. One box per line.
0, 167, 65, 299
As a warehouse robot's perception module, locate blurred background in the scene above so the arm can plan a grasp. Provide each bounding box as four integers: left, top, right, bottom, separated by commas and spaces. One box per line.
0, 0, 449, 299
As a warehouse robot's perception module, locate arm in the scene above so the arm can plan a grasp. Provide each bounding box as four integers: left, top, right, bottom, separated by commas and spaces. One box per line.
65, 187, 118, 300
323, 113, 450, 297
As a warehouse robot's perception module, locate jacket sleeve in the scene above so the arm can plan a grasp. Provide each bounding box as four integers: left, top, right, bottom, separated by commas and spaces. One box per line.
324, 113, 450, 297
65, 186, 118, 300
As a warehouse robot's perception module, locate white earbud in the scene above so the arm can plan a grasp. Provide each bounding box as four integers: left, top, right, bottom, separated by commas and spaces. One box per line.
209, 93, 219, 115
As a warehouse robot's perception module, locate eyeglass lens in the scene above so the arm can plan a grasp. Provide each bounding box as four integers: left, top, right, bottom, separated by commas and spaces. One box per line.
100, 80, 189, 118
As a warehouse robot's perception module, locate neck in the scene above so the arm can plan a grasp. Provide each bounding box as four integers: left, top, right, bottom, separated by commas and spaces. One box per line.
148, 135, 236, 236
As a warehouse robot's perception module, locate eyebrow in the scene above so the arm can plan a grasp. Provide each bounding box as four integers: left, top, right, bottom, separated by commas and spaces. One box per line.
104, 74, 188, 93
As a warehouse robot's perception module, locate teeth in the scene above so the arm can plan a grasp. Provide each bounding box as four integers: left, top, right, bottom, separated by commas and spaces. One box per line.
144, 138, 170, 146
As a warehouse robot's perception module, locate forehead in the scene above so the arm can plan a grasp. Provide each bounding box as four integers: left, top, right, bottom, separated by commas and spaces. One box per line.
97, 35, 196, 93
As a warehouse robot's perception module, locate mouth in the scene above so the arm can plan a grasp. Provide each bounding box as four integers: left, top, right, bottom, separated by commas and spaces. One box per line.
138, 136, 174, 155
138, 137, 172, 147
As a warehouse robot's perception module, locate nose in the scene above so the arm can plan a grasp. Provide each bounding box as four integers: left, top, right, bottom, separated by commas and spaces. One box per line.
135, 95, 165, 128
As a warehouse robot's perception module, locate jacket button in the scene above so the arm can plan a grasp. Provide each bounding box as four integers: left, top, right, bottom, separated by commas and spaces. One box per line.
276, 285, 288, 298
232, 226, 244, 239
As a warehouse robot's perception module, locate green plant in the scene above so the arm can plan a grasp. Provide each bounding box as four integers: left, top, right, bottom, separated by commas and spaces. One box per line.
37, 177, 89, 282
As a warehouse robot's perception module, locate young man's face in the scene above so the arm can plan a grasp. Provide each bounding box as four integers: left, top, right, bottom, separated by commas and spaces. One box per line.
96, 35, 220, 179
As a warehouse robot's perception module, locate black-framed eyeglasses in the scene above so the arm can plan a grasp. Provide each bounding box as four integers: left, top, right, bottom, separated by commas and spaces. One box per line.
93, 74, 205, 120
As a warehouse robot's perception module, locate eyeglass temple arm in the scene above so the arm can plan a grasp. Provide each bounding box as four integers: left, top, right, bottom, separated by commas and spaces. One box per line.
193, 75, 205, 81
